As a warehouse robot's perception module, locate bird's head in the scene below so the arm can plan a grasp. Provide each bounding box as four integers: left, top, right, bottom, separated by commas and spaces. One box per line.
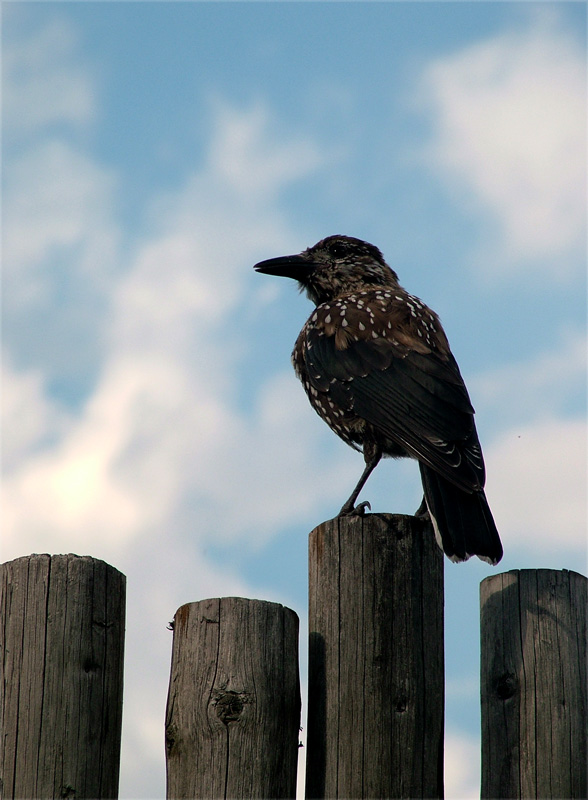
254, 235, 399, 306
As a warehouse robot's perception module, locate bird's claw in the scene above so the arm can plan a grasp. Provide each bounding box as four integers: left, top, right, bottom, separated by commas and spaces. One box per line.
339, 500, 371, 517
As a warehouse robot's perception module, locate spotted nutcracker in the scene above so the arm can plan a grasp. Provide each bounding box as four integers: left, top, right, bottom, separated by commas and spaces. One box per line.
254, 234, 503, 565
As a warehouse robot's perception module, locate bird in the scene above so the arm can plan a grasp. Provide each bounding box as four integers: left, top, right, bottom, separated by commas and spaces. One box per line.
254, 234, 503, 565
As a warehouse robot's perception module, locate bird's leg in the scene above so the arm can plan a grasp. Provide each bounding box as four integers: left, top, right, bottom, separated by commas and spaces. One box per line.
339, 445, 382, 516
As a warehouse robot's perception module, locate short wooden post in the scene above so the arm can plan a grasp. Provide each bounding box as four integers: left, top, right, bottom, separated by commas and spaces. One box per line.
306, 513, 444, 799
0, 554, 126, 799
480, 568, 587, 799
165, 597, 300, 799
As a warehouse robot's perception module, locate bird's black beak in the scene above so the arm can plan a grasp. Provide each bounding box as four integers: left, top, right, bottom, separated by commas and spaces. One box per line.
253, 254, 313, 281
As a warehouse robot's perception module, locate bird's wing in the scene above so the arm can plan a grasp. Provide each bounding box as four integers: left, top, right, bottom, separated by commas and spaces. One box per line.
302, 297, 485, 492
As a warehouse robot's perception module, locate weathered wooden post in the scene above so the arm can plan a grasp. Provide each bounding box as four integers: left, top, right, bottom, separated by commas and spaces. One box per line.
480, 568, 587, 799
306, 513, 444, 799
165, 597, 300, 799
0, 554, 126, 799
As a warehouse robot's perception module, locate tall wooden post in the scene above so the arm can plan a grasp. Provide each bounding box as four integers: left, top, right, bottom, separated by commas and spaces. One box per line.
165, 597, 300, 799
306, 513, 444, 799
480, 568, 587, 799
0, 554, 126, 799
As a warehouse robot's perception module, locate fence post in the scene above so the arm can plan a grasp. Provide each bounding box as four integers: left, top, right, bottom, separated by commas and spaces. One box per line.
165, 597, 300, 799
480, 568, 587, 799
0, 554, 126, 799
306, 513, 444, 799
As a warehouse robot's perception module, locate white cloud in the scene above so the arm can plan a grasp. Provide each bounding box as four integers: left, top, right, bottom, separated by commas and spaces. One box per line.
485, 418, 587, 555
1, 58, 344, 563
2, 16, 121, 387
1, 355, 70, 472
471, 329, 586, 427
207, 99, 325, 202
469, 334, 586, 559
444, 732, 480, 799
3, 15, 94, 135
422, 12, 586, 276
1, 4, 338, 565
3, 11, 115, 304
1, 358, 353, 563
4, 140, 119, 300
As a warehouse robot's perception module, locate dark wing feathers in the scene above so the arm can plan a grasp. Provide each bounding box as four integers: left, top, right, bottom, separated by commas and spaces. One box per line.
304, 325, 484, 492
406, 351, 475, 410
348, 369, 482, 488
311, 335, 365, 382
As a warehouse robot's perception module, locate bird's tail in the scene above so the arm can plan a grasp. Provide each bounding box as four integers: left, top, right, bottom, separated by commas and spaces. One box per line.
419, 464, 503, 565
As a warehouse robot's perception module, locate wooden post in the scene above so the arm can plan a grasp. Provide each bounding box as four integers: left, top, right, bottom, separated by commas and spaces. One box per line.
306, 513, 444, 799
480, 568, 587, 799
165, 597, 300, 799
0, 554, 126, 799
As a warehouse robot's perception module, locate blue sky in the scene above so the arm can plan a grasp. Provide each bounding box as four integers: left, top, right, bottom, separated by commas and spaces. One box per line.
2, 2, 586, 797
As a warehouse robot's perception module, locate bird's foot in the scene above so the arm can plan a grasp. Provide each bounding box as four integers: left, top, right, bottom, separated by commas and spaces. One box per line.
338, 500, 371, 517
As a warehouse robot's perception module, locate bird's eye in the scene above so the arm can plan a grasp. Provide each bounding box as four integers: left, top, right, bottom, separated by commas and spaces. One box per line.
329, 243, 347, 258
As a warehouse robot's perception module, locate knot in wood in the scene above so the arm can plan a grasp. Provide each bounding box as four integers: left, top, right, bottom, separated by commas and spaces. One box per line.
494, 671, 518, 700
394, 693, 408, 713
165, 723, 177, 755
83, 657, 101, 674
214, 690, 249, 724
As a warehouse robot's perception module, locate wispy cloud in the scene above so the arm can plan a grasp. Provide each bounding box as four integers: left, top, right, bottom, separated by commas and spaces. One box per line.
3, 15, 95, 136
444, 731, 481, 799
1, 353, 70, 470
4, 140, 119, 294
1, 93, 348, 558
2, 7, 346, 566
471, 329, 586, 429
485, 417, 586, 555
471, 332, 586, 557
421, 11, 586, 277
